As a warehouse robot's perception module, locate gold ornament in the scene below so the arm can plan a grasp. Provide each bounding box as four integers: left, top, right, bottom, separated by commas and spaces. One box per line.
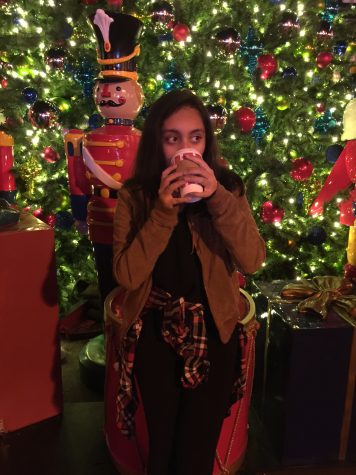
17, 156, 42, 196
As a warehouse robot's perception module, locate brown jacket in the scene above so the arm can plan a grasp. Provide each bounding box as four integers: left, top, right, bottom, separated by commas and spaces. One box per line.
112, 183, 266, 343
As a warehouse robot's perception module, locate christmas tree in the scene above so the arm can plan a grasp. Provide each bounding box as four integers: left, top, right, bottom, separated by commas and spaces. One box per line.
0, 0, 355, 314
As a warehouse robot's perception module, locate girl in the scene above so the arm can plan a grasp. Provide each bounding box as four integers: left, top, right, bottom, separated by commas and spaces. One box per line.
112, 89, 265, 475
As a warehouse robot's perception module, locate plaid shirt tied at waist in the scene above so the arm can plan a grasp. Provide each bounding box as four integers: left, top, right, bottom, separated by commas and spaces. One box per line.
115, 287, 255, 438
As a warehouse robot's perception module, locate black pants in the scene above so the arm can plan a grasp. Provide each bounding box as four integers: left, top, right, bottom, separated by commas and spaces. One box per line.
134, 311, 240, 475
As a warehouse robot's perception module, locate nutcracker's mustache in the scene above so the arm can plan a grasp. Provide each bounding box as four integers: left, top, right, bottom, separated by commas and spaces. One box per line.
99, 99, 126, 107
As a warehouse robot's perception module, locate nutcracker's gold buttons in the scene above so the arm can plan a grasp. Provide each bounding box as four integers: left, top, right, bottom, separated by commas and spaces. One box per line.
101, 188, 110, 198
113, 173, 122, 181
115, 159, 124, 167
117, 141, 125, 149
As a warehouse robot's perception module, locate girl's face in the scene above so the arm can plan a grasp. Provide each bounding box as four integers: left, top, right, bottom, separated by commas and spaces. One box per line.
161, 106, 206, 165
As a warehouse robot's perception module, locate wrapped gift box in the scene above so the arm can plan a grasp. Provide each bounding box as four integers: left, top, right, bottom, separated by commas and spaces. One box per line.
0, 213, 63, 432
252, 280, 356, 465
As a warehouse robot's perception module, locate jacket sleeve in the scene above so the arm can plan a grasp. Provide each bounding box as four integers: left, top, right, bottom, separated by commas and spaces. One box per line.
112, 187, 179, 290
205, 183, 266, 274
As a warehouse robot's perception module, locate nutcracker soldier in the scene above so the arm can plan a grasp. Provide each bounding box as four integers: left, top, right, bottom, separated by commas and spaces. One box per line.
0, 131, 16, 204
309, 98, 356, 279
64, 9, 143, 385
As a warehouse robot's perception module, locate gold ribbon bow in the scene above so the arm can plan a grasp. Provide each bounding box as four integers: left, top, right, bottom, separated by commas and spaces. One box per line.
281, 276, 356, 320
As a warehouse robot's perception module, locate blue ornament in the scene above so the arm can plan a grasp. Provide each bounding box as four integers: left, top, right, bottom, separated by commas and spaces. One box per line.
83, 81, 94, 98
158, 32, 173, 43
325, 143, 343, 163
73, 58, 96, 86
270, 0, 282, 4
55, 211, 74, 231
21, 87, 38, 104
307, 225, 327, 245
333, 41, 347, 56
88, 113, 103, 129
62, 22, 73, 40
252, 106, 269, 143
281, 67, 297, 79
296, 192, 304, 209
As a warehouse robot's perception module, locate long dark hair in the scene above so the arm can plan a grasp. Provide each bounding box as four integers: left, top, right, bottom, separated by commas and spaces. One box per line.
126, 89, 244, 197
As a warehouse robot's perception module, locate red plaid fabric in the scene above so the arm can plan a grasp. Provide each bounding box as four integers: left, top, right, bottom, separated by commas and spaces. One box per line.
115, 287, 256, 438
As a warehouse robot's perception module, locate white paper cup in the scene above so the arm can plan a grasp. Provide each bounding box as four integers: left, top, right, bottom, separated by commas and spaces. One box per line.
170, 148, 203, 202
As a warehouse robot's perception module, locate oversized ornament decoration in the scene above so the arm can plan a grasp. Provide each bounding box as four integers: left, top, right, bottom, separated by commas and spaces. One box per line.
260, 201, 285, 224
257, 54, 278, 80
325, 143, 343, 164
290, 157, 314, 181
316, 51, 333, 68
172, 23, 190, 42
215, 27, 241, 55
333, 40, 347, 56
44, 47, 68, 71
28, 100, 59, 129
207, 104, 227, 133
234, 106, 256, 133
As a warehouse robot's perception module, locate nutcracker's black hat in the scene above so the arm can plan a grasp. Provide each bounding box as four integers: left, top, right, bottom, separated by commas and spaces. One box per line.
89, 9, 143, 81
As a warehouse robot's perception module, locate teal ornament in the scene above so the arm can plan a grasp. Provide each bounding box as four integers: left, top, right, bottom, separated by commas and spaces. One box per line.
240, 27, 263, 75
162, 65, 186, 91
321, 0, 339, 23
313, 109, 337, 135
252, 106, 269, 143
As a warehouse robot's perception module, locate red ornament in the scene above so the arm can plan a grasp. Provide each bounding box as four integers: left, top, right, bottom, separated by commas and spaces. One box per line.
290, 157, 314, 181
316, 51, 333, 68
172, 23, 190, 42
344, 263, 356, 281
260, 201, 285, 224
33, 209, 56, 227
316, 102, 326, 113
257, 54, 278, 80
43, 146, 59, 163
234, 107, 256, 133
0, 75, 7, 88
106, 0, 123, 7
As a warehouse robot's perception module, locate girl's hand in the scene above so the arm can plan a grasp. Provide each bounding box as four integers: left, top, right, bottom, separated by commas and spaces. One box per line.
158, 164, 193, 209
181, 155, 218, 199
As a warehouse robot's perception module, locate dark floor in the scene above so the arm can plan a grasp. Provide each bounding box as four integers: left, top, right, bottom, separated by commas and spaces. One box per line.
1, 338, 356, 475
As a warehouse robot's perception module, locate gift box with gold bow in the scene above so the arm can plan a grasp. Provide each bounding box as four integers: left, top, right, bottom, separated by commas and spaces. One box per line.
252, 278, 356, 466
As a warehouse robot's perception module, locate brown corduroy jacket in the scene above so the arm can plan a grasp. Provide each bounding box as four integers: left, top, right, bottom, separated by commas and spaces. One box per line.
112, 182, 266, 344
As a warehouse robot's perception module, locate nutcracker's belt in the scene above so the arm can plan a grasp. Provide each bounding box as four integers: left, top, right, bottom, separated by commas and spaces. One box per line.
93, 186, 118, 199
